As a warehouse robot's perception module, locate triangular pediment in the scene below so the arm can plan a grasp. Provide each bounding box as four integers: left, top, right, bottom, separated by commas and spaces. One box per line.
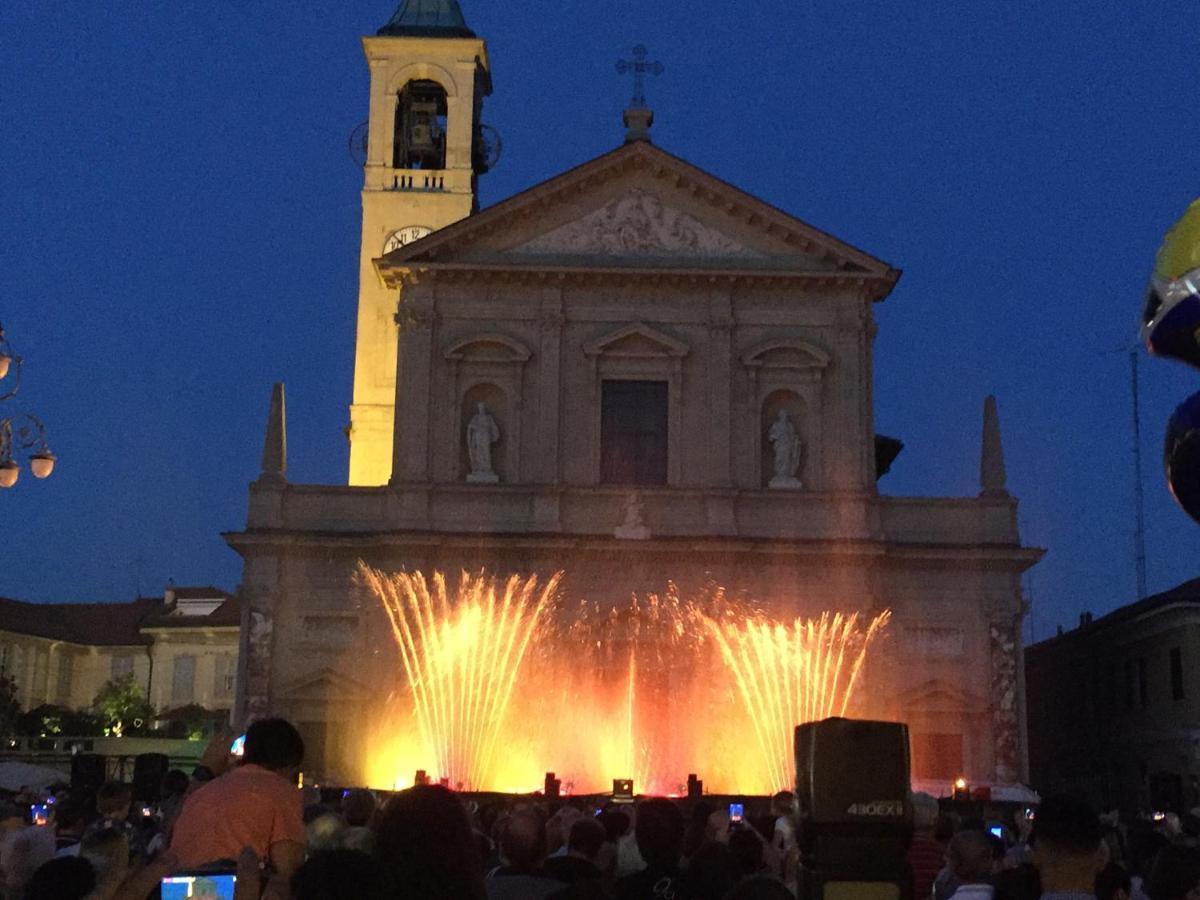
584, 323, 689, 358
894, 679, 982, 714
376, 141, 900, 298
276, 667, 373, 703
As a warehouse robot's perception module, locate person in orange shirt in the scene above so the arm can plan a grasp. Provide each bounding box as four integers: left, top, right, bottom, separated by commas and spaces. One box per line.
169, 718, 306, 882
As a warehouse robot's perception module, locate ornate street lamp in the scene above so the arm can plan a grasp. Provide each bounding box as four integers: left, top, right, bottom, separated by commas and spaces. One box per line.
0, 323, 55, 488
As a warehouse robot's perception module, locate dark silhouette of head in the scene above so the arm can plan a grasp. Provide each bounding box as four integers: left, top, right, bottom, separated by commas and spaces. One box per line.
1096, 860, 1132, 900
242, 718, 304, 772
635, 798, 685, 870
685, 801, 718, 858
771, 791, 796, 817
161, 769, 190, 799
598, 808, 630, 843
949, 829, 996, 883
53, 794, 91, 836
499, 807, 548, 872
25, 856, 96, 900
1147, 845, 1200, 900
291, 849, 387, 900
373, 784, 486, 900
993, 862, 1041, 900
567, 818, 606, 861
684, 840, 735, 900
95, 781, 132, 819
342, 789, 377, 828
1030, 795, 1105, 891
729, 827, 765, 879
1031, 795, 1103, 857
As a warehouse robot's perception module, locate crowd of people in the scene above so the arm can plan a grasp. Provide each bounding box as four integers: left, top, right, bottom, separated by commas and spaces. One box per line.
908, 792, 1200, 900
0, 717, 1196, 899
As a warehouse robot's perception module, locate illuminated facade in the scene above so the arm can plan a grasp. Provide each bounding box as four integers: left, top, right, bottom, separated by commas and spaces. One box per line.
0, 587, 238, 717
228, 1, 1043, 789
348, 5, 492, 486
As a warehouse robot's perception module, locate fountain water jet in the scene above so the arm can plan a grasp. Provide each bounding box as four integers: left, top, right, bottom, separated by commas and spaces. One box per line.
358, 564, 889, 795
358, 564, 560, 790
701, 610, 892, 793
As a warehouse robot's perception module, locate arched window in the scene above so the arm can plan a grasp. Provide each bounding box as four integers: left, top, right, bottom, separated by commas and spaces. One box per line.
393, 80, 448, 169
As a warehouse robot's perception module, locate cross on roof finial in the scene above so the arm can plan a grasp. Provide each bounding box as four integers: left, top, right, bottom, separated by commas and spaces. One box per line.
616, 44, 663, 109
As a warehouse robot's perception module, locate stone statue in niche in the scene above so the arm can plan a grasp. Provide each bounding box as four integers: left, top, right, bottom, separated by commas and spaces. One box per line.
465, 402, 500, 484
614, 491, 650, 540
768, 410, 804, 489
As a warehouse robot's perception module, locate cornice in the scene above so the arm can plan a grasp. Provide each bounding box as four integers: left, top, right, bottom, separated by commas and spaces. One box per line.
382, 261, 896, 298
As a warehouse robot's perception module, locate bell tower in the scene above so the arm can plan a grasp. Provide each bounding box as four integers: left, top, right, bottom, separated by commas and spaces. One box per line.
348, 0, 492, 485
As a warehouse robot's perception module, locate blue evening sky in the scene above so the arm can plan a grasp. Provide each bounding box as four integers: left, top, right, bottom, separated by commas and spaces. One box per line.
2, 1, 1197, 641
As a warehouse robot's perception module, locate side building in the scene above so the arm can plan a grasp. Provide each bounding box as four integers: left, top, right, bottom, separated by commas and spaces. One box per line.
1025, 577, 1200, 814
0, 586, 239, 721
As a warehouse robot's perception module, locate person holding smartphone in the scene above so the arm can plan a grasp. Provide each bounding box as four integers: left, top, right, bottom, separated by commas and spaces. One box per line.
169, 718, 307, 883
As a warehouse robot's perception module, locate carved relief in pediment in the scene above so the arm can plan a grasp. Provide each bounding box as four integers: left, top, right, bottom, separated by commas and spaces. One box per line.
512, 189, 762, 259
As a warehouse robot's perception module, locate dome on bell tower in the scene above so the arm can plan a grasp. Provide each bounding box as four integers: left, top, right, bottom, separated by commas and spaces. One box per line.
377, 0, 476, 38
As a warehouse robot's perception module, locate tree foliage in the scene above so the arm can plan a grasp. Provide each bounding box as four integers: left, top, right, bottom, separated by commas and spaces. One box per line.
17, 704, 102, 737
92, 674, 153, 737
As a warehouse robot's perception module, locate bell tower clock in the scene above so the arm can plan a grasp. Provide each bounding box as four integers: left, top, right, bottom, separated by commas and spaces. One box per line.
348, 0, 493, 486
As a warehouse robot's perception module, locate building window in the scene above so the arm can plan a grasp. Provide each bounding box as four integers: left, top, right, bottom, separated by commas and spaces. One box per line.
1138, 657, 1149, 707
600, 380, 668, 485
1125, 660, 1135, 709
1171, 647, 1185, 701
171, 655, 196, 705
213, 654, 235, 700
111, 655, 134, 682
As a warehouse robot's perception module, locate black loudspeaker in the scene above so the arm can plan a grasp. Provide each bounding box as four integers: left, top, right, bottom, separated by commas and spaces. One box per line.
70, 753, 107, 794
132, 753, 170, 802
794, 719, 913, 899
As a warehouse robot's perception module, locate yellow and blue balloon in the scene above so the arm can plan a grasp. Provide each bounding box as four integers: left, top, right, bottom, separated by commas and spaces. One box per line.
1146, 199, 1200, 522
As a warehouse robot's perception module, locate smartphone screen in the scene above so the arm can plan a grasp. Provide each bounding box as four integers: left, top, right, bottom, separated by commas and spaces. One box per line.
230, 734, 246, 757
30, 804, 48, 826
161, 872, 237, 899
989, 824, 1003, 839
729, 802, 744, 823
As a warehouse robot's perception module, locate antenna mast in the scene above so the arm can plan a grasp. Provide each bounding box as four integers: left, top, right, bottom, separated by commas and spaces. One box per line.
1131, 347, 1148, 599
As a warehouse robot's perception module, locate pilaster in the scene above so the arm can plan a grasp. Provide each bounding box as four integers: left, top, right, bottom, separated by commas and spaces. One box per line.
391, 288, 436, 483
707, 289, 734, 488
536, 288, 564, 484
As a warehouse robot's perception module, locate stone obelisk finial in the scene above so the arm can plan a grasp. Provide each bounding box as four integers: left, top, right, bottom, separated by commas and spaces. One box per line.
257, 383, 287, 485
980, 394, 1008, 498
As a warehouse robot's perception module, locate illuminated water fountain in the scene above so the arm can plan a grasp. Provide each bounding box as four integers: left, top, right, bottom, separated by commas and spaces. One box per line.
359, 563, 889, 795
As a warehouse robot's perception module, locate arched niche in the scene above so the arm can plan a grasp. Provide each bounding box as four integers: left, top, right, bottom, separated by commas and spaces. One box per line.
760, 389, 808, 488
741, 337, 830, 490
459, 382, 508, 483
441, 333, 529, 485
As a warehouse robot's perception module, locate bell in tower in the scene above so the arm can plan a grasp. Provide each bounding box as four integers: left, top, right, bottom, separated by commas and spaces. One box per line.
394, 79, 447, 170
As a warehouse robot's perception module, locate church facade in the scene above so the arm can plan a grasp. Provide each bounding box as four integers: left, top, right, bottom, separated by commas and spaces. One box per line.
227, 1, 1042, 789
